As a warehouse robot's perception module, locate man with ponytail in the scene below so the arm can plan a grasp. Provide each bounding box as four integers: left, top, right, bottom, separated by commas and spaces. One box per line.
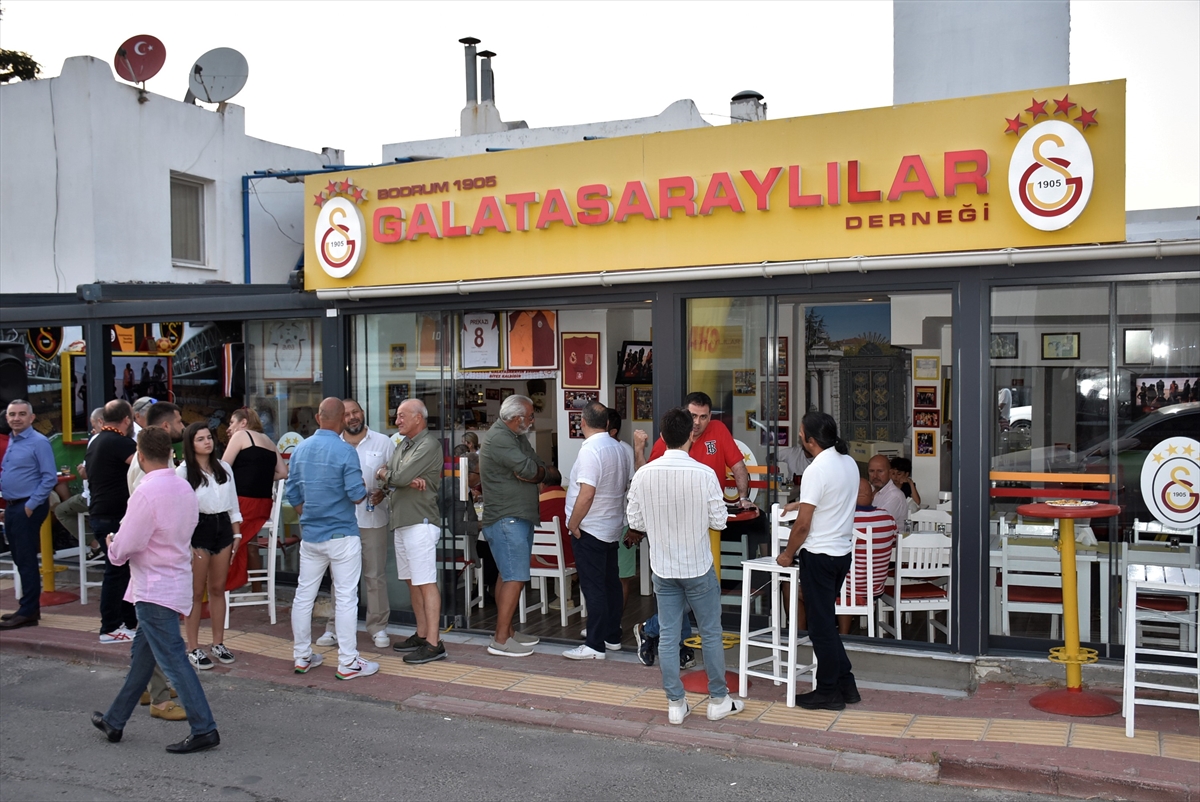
776, 411, 860, 710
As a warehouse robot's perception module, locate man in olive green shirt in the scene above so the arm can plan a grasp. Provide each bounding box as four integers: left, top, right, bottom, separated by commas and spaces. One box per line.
378, 399, 446, 664
479, 394, 545, 657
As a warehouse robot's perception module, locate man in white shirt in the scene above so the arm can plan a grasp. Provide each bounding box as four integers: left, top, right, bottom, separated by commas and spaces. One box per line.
318, 399, 396, 650
562, 402, 632, 661
626, 407, 745, 725
868, 454, 908, 532
777, 411, 861, 711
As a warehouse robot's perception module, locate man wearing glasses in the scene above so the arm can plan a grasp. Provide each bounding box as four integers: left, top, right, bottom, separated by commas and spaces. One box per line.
478, 395, 545, 657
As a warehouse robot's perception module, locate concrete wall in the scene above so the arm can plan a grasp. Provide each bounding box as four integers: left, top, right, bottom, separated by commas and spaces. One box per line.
894, 0, 1069, 104
0, 56, 335, 293
384, 99, 709, 161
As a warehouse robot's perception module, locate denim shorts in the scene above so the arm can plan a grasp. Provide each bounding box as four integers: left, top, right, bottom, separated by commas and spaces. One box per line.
481, 517, 534, 582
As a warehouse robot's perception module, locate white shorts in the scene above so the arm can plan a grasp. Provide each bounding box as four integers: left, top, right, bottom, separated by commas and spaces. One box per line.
394, 522, 440, 586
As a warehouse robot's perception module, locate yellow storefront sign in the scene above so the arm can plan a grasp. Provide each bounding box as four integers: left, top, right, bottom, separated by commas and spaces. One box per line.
305, 81, 1124, 290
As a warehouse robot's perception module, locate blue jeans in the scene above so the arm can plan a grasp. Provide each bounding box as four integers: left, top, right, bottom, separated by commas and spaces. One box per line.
482, 517, 535, 582
5, 499, 47, 617
643, 612, 692, 643
103, 601, 217, 736
652, 567, 727, 702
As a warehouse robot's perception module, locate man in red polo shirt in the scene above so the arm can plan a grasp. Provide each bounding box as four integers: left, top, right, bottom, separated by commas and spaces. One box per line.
631, 392, 756, 668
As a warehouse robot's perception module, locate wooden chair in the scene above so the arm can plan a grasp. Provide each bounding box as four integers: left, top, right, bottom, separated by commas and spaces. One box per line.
878, 531, 952, 641
519, 517, 585, 628
997, 524, 1062, 639
224, 479, 284, 628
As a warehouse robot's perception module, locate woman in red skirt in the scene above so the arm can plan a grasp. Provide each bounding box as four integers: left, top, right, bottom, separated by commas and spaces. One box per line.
222, 408, 287, 592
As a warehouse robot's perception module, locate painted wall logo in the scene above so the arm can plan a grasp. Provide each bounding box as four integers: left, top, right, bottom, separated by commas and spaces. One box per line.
1004, 95, 1098, 232
312, 178, 369, 278
1141, 436, 1200, 529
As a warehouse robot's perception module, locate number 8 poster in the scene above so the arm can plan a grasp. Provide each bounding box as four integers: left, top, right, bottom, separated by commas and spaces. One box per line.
460, 312, 501, 370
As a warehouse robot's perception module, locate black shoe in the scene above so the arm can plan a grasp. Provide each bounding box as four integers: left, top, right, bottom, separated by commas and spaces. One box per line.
840, 677, 861, 704
679, 647, 697, 671
795, 689, 846, 711
91, 712, 122, 742
403, 640, 447, 664
392, 633, 427, 653
0, 613, 39, 629
166, 729, 220, 754
634, 623, 657, 667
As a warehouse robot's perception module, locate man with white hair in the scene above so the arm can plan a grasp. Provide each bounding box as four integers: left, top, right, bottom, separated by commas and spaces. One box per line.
479, 394, 545, 657
378, 399, 445, 664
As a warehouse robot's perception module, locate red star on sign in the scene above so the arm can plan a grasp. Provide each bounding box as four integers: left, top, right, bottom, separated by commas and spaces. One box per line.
1074, 107, 1098, 130
352, 187, 366, 203
1053, 95, 1076, 116
1004, 115, 1027, 134
325, 181, 338, 196
1026, 98, 1049, 120
336, 181, 347, 194
313, 193, 325, 207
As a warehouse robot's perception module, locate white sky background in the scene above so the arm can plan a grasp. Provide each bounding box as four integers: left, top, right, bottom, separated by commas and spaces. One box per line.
3, 0, 1197, 210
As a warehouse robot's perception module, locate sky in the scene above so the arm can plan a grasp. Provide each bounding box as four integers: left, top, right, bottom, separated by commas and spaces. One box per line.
3, 0, 1197, 210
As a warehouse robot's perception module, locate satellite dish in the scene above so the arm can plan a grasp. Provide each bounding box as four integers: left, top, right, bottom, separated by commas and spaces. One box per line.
188, 47, 249, 104
114, 35, 166, 84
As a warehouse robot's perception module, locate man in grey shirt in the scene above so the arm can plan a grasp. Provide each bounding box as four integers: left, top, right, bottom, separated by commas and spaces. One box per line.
479, 394, 545, 657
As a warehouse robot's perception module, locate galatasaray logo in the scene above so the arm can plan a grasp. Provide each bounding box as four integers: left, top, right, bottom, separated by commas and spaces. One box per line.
1004, 95, 1098, 232
312, 178, 368, 279
1141, 436, 1200, 528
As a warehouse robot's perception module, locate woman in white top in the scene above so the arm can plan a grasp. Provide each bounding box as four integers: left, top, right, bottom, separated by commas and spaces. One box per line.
177, 422, 243, 670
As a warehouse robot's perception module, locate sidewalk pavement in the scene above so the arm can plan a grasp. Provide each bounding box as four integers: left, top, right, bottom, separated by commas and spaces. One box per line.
2, 594, 1197, 801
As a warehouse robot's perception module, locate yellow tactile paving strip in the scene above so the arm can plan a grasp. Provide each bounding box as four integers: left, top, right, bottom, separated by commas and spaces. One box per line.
5, 608, 1196, 763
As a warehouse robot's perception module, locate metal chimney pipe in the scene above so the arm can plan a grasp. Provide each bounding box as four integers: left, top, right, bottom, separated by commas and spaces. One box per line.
479, 50, 496, 103
459, 37, 480, 105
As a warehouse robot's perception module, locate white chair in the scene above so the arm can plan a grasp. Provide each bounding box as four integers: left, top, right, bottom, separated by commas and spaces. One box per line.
1122, 563, 1200, 738
738, 504, 808, 707
77, 512, 104, 604
877, 531, 952, 641
836, 527, 894, 639
0, 546, 20, 600
224, 479, 285, 628
719, 535, 753, 609
1121, 520, 1199, 650
998, 526, 1062, 639
439, 532, 485, 625
519, 517, 585, 628
907, 508, 952, 534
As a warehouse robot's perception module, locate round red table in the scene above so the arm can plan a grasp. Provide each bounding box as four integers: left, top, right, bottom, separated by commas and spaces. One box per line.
1016, 502, 1121, 717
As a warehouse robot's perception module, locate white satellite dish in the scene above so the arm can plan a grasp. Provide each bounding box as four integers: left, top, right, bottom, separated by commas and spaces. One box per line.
188, 47, 249, 104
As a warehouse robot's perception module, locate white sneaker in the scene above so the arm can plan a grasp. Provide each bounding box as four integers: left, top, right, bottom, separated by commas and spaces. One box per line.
315, 631, 337, 647
335, 657, 380, 680
668, 698, 694, 725
605, 641, 622, 651
372, 631, 390, 649
707, 695, 746, 721
294, 652, 323, 674
99, 625, 135, 644
562, 644, 605, 660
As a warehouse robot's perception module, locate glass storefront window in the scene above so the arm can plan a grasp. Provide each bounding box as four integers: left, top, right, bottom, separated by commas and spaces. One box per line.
245, 318, 325, 441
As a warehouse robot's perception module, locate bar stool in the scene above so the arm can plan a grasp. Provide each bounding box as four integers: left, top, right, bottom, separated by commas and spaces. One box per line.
738, 504, 813, 707
1122, 563, 1200, 737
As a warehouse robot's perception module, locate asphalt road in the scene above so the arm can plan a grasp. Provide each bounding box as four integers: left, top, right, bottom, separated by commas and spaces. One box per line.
0, 653, 1064, 802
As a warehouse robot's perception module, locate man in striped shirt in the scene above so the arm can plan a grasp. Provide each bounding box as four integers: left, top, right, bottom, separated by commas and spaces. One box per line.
626, 408, 745, 725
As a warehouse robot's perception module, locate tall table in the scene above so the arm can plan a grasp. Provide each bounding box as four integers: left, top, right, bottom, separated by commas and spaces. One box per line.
1016, 501, 1122, 717
39, 472, 80, 606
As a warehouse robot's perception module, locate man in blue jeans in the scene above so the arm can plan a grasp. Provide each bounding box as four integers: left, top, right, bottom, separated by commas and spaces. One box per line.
91, 427, 220, 752
626, 408, 745, 725
0, 400, 58, 630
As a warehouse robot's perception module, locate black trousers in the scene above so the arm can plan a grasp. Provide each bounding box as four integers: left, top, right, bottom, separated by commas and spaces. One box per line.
5, 499, 48, 617
572, 528, 623, 652
797, 549, 853, 692
94, 517, 138, 634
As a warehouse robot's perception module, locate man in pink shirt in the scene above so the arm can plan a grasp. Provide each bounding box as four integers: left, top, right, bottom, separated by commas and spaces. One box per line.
91, 427, 221, 754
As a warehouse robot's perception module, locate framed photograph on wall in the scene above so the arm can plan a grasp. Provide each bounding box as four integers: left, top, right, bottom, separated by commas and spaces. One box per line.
385, 382, 411, 426
732, 368, 756, 395
614, 385, 628, 419
914, 385, 938, 408
913, 409, 941, 428
913, 355, 940, 381
564, 390, 599, 410
618, 341, 653, 384
746, 410, 756, 431
390, 343, 407, 370
485, 388, 500, 401
759, 381, 789, 421
506, 310, 557, 369
561, 332, 600, 389
915, 430, 937, 457
632, 385, 654, 421
759, 337, 789, 375
1042, 332, 1080, 360
568, 411, 584, 439
1123, 328, 1153, 365
460, 312, 502, 370
990, 332, 1018, 359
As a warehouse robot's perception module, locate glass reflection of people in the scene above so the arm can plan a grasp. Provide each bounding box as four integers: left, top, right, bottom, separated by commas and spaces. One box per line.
122, 363, 134, 401
997, 386, 1011, 431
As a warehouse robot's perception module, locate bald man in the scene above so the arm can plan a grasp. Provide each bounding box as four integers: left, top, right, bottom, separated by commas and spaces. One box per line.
285, 398, 377, 681
868, 454, 907, 532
